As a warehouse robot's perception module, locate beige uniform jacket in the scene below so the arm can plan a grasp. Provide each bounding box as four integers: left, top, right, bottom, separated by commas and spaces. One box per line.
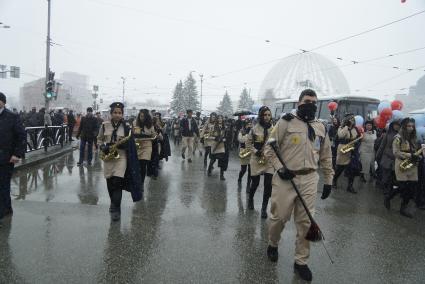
210, 126, 226, 154
97, 121, 128, 179
201, 121, 215, 148
133, 122, 156, 161
336, 126, 359, 166
247, 124, 274, 176
264, 116, 334, 185
238, 131, 250, 165
393, 134, 419, 181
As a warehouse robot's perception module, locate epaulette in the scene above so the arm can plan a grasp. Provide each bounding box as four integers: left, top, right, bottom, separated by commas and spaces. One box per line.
281, 113, 294, 121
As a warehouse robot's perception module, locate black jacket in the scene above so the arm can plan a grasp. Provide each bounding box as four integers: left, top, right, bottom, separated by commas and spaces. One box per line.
180, 117, 199, 137
0, 108, 26, 165
77, 115, 98, 141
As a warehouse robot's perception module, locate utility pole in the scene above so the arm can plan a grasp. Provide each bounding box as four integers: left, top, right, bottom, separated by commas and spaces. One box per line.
199, 74, 203, 113
121, 77, 126, 104
45, 0, 52, 110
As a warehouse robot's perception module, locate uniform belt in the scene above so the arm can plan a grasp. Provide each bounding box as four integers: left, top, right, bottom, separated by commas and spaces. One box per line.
292, 169, 315, 175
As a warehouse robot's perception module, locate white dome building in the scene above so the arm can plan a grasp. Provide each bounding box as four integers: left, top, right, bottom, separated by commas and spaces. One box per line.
258, 52, 350, 101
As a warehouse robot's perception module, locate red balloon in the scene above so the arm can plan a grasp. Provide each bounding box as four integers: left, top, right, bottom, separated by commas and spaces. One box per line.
374, 117, 386, 129
380, 108, 393, 121
391, 100, 403, 111
328, 102, 338, 111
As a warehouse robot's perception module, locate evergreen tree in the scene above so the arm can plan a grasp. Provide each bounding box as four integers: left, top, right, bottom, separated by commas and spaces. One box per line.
182, 73, 200, 111
217, 91, 234, 117
170, 80, 184, 114
237, 87, 254, 110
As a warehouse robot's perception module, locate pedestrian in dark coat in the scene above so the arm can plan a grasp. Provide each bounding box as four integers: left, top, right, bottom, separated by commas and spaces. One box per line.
0, 92, 26, 221
77, 107, 98, 166
67, 110, 76, 141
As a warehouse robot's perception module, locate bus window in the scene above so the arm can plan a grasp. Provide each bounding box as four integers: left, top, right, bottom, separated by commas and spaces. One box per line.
341, 101, 363, 117
319, 100, 331, 120
364, 103, 379, 119
282, 102, 294, 115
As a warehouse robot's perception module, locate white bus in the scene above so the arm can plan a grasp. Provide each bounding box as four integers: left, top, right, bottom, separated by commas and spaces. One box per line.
273, 95, 380, 120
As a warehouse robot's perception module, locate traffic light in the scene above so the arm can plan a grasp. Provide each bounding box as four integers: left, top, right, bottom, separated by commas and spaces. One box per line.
45, 71, 55, 100
45, 81, 54, 99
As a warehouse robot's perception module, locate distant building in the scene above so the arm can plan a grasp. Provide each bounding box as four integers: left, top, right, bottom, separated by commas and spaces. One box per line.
19, 71, 92, 112
395, 74, 425, 113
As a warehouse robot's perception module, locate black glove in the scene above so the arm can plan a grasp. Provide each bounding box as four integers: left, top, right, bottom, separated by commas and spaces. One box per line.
255, 151, 262, 158
411, 154, 421, 163
215, 136, 220, 142
200, 138, 204, 144
277, 167, 295, 180
321, 184, 332, 200
100, 144, 110, 154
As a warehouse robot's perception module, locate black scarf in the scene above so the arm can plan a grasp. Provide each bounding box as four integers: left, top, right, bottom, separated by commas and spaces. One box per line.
110, 120, 122, 143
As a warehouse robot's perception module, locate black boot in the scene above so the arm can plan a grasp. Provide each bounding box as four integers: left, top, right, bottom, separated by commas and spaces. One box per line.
220, 169, 226, 181
238, 171, 243, 184
207, 161, 213, 176
400, 200, 413, 218
261, 207, 267, 219
384, 197, 391, 210
347, 180, 357, 194
332, 178, 337, 189
247, 195, 254, 210
294, 263, 312, 281
267, 245, 278, 262
261, 199, 268, 219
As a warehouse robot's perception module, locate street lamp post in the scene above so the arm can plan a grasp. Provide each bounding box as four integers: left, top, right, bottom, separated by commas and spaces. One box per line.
199, 74, 203, 113
45, 0, 52, 110
121, 77, 126, 104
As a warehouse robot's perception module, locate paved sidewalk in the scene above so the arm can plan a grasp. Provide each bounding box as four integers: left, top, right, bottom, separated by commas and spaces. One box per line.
15, 141, 78, 171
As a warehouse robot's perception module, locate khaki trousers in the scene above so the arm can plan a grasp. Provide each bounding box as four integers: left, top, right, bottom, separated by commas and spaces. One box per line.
182, 136, 194, 159
268, 171, 319, 265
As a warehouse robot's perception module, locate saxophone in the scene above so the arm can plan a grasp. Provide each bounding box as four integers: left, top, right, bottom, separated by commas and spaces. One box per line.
400, 148, 423, 171
135, 134, 158, 150
100, 131, 132, 161
340, 135, 363, 154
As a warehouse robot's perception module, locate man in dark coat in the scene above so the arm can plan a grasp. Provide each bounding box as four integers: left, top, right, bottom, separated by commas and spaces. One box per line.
180, 109, 199, 163
0, 92, 26, 222
67, 110, 76, 142
76, 107, 98, 166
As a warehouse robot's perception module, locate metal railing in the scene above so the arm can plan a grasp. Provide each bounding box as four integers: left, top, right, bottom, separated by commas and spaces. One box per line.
25, 124, 70, 152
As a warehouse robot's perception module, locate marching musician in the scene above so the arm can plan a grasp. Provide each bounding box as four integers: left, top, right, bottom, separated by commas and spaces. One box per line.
193, 111, 203, 157
387, 118, 423, 218
98, 102, 142, 221
246, 106, 274, 219
333, 113, 361, 193
172, 117, 181, 146
155, 112, 171, 162
133, 109, 156, 191
201, 112, 217, 167
237, 119, 252, 192
207, 115, 229, 180
148, 115, 164, 179
263, 89, 333, 281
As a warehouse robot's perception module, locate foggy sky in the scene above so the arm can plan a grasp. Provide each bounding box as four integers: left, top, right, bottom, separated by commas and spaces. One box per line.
1, 0, 425, 111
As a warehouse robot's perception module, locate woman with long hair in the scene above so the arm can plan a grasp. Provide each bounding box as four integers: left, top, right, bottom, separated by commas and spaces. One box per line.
246, 106, 274, 219
201, 112, 217, 167
133, 109, 156, 190
359, 120, 377, 182
207, 115, 229, 180
237, 119, 252, 192
388, 117, 423, 218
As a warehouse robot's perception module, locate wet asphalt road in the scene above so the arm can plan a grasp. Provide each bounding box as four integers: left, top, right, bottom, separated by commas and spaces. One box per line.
1, 144, 425, 283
